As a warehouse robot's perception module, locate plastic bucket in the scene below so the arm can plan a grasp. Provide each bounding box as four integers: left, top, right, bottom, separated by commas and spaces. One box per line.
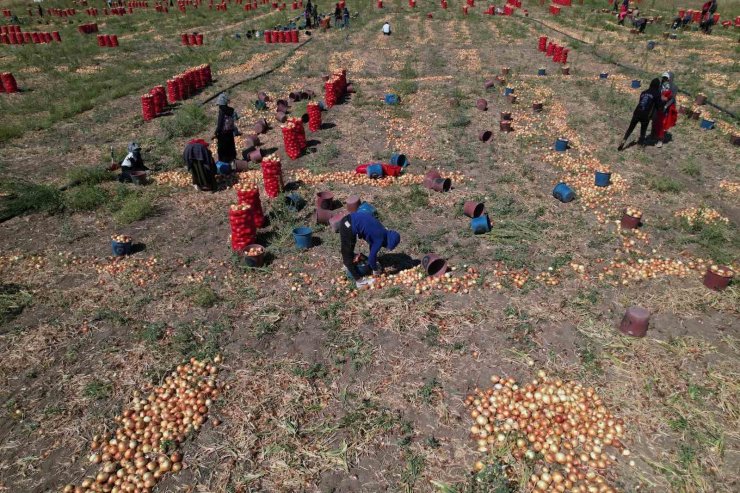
594, 170, 611, 187
329, 212, 346, 232
700, 118, 715, 130
647, 40, 655, 50
599, 72, 609, 79
216, 161, 232, 174
130, 171, 147, 185
552, 182, 575, 202
537, 68, 546, 76
463, 201, 484, 218
620, 213, 641, 229
470, 214, 491, 234
111, 240, 132, 256
346, 195, 360, 212
431, 178, 451, 192
293, 227, 313, 249
631, 80, 641, 89
384, 94, 399, 105
366, 164, 384, 178
504, 87, 514, 96
554, 138, 569, 151
357, 202, 377, 216
421, 254, 448, 277
316, 191, 334, 209
390, 152, 408, 167
703, 267, 734, 291
316, 207, 334, 225
476, 98, 488, 111
285, 192, 306, 211
243, 244, 265, 267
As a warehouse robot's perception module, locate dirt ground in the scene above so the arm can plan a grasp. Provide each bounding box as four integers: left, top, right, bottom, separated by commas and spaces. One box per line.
1, 1, 739, 493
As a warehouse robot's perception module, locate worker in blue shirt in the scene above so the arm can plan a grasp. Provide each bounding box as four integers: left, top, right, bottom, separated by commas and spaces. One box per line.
340, 212, 401, 287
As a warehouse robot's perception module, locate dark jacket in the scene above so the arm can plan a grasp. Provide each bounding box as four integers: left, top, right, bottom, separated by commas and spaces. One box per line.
215, 105, 236, 137
349, 212, 388, 272
183, 140, 215, 171
636, 88, 658, 114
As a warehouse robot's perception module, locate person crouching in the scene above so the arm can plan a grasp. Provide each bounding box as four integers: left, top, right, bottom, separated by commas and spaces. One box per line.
340, 212, 400, 288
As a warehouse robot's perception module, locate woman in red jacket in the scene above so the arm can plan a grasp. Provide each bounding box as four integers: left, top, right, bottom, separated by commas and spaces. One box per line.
654, 72, 678, 148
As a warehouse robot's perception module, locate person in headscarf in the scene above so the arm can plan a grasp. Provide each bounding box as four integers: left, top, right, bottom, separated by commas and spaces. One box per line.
382, 21, 391, 35
342, 6, 350, 28
183, 138, 217, 192
334, 3, 342, 26
117, 142, 149, 183
305, 0, 313, 27
339, 212, 401, 288
653, 71, 678, 148
214, 93, 238, 164
618, 78, 661, 150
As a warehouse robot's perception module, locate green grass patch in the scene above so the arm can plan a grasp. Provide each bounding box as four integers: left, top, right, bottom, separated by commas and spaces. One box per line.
66, 167, 115, 187
648, 176, 683, 193
0, 284, 32, 324
84, 380, 113, 400
185, 284, 219, 308
63, 185, 109, 212
161, 104, 210, 139
0, 181, 64, 221
108, 186, 156, 225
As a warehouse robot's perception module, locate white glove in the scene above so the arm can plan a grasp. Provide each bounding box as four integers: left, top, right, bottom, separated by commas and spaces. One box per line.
356, 278, 375, 289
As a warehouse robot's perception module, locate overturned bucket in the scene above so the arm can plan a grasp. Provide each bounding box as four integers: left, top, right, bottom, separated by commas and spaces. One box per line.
346, 195, 361, 212
476, 98, 488, 111
479, 130, 492, 142
431, 178, 451, 192
554, 138, 569, 151
316, 191, 334, 210
470, 214, 491, 234
390, 152, 408, 167
285, 192, 306, 211
618, 306, 650, 338
594, 170, 611, 187
631, 79, 641, 89
422, 254, 448, 277
552, 182, 575, 202
463, 201, 485, 218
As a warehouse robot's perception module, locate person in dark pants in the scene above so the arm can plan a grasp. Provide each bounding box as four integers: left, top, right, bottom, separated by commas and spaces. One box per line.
340, 212, 401, 287
214, 93, 238, 164
633, 17, 647, 33
618, 78, 661, 150
117, 142, 148, 183
305, 0, 313, 28
183, 138, 217, 192
334, 4, 342, 26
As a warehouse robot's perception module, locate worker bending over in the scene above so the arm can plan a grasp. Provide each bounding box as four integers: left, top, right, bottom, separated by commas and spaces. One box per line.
117, 142, 148, 183
340, 212, 400, 287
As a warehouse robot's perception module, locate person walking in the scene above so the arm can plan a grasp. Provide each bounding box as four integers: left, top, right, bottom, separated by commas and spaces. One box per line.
213, 93, 238, 164
339, 212, 401, 287
618, 78, 661, 150
305, 0, 313, 28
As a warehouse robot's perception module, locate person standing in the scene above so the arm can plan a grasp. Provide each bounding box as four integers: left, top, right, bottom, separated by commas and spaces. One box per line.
618, 78, 661, 150
342, 6, 350, 28
214, 93, 238, 164
334, 3, 342, 26
654, 72, 678, 148
339, 212, 401, 287
305, 0, 313, 28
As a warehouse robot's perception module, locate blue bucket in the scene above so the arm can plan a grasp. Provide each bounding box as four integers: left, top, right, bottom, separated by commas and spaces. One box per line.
537, 68, 547, 76
594, 170, 611, 187
647, 40, 656, 50
111, 240, 132, 257
216, 161, 232, 174
293, 227, 313, 249
390, 152, 408, 168
554, 138, 569, 152
700, 118, 715, 130
345, 261, 372, 279
366, 163, 384, 178
599, 72, 609, 79
504, 87, 514, 96
470, 214, 491, 234
357, 202, 377, 216
254, 99, 267, 110
318, 101, 327, 110
285, 192, 306, 211
384, 94, 400, 105
553, 182, 575, 203
631, 80, 641, 89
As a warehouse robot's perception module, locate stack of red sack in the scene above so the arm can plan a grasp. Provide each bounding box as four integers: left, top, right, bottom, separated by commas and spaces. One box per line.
149, 85, 167, 115
323, 69, 347, 108
281, 117, 307, 160
307, 102, 321, 132
1, 72, 19, 93
235, 182, 266, 228
141, 94, 156, 121
261, 155, 284, 198
229, 204, 257, 252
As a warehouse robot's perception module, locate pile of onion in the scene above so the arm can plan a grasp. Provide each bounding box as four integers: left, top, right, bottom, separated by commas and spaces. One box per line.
63, 356, 223, 493
465, 371, 630, 493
